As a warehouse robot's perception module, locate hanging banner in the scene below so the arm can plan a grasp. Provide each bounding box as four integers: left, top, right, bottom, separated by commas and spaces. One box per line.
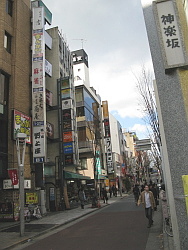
8, 169, 18, 185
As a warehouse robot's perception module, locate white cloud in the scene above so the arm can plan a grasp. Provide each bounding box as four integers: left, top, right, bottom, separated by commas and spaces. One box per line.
90, 50, 153, 119
129, 123, 149, 139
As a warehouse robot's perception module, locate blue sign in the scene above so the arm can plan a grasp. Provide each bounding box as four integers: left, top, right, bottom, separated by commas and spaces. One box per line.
63, 142, 73, 154
34, 157, 44, 163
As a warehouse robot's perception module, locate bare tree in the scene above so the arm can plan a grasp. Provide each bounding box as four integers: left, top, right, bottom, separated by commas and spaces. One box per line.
134, 66, 161, 169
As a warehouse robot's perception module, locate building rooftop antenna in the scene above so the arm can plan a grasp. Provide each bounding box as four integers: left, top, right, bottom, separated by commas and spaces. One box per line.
73, 39, 87, 49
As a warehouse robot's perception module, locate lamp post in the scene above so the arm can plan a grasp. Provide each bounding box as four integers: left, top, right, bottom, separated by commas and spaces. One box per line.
16, 133, 27, 237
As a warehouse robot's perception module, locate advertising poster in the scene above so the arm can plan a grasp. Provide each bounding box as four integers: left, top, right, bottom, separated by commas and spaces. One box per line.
13, 110, 31, 144
26, 192, 38, 204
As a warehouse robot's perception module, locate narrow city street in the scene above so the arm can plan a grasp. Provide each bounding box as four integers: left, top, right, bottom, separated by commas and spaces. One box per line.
14, 196, 162, 250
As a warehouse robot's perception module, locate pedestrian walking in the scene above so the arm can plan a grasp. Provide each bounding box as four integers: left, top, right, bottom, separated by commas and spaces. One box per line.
149, 184, 158, 211
160, 184, 169, 225
114, 186, 117, 197
102, 188, 108, 204
109, 186, 112, 198
133, 184, 140, 205
112, 185, 115, 197
78, 187, 86, 209
138, 185, 156, 228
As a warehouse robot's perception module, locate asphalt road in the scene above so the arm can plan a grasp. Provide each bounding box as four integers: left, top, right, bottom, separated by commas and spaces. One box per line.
20, 196, 150, 250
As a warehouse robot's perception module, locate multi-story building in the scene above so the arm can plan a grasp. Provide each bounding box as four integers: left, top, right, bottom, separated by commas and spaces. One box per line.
72, 49, 107, 192
109, 113, 126, 191
45, 26, 81, 211
0, 0, 32, 219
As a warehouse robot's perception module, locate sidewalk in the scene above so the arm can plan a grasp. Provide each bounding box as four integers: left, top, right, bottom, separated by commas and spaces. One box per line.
0, 195, 123, 250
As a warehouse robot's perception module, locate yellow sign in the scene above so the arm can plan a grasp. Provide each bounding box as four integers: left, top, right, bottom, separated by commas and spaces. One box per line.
105, 179, 109, 187
182, 175, 188, 215
26, 192, 38, 204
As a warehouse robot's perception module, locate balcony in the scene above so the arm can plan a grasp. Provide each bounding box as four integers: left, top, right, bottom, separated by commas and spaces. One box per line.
78, 141, 93, 156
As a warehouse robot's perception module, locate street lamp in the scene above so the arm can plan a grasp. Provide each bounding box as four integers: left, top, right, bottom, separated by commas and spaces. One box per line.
16, 133, 27, 237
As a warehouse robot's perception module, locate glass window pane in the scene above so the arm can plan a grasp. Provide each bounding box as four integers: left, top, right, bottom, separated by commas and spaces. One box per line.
0, 74, 5, 104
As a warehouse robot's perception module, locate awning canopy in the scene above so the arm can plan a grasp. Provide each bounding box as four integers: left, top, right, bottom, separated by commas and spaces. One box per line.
64, 171, 91, 180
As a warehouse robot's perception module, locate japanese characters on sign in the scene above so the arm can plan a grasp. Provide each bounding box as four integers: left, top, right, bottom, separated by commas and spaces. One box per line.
13, 110, 31, 144
33, 126, 45, 162
156, 0, 186, 68
102, 101, 113, 174
63, 131, 73, 143
105, 137, 113, 173
26, 192, 38, 204
32, 7, 46, 163
63, 142, 73, 154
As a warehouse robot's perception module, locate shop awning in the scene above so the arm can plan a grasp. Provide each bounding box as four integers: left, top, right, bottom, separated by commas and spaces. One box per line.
64, 171, 91, 180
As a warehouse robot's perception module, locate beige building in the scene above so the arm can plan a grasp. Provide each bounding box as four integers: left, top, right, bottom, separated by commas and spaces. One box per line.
0, 0, 32, 218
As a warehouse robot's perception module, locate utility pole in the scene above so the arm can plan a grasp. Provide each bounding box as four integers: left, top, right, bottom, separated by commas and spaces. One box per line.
16, 133, 27, 237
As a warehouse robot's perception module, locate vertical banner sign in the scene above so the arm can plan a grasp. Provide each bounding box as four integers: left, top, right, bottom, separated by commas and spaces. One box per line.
59, 77, 75, 165
154, 0, 187, 69
102, 101, 113, 174
32, 7, 46, 163
8, 169, 18, 185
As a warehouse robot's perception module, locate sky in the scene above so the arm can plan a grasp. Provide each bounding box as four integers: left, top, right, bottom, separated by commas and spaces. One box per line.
44, 0, 154, 139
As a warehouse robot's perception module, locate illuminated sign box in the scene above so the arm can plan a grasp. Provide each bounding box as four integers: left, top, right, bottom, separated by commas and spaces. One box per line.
63, 131, 73, 142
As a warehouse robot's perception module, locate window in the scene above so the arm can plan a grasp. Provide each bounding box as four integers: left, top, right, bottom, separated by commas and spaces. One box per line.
4, 32, 11, 53
6, 0, 13, 16
0, 72, 9, 115
80, 158, 87, 170
0, 72, 9, 177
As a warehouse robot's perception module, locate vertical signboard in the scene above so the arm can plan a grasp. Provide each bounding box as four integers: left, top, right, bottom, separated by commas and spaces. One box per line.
154, 0, 187, 69
102, 101, 113, 174
32, 7, 46, 163
58, 77, 76, 166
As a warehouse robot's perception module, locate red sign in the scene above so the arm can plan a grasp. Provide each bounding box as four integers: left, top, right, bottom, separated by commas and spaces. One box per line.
63, 131, 73, 142
8, 169, 18, 185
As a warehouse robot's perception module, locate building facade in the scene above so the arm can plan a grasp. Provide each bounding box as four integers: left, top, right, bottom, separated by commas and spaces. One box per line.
0, 0, 32, 219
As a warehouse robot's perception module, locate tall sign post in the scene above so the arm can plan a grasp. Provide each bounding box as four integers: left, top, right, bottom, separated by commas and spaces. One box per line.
142, 1, 188, 248
16, 133, 27, 237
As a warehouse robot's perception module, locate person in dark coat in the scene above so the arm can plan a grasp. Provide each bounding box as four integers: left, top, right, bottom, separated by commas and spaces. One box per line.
102, 188, 108, 203
78, 187, 86, 209
109, 187, 112, 198
133, 184, 140, 205
149, 184, 158, 210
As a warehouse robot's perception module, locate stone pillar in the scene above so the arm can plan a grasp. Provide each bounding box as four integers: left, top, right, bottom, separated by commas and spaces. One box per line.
142, 1, 188, 249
